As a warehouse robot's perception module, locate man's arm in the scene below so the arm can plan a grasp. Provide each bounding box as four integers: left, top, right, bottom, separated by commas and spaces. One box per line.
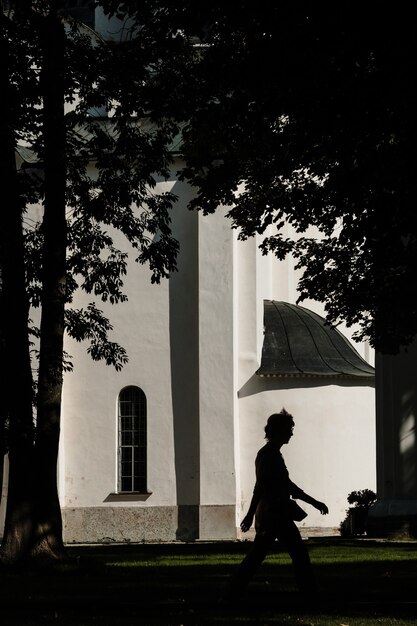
240, 484, 261, 532
290, 482, 329, 515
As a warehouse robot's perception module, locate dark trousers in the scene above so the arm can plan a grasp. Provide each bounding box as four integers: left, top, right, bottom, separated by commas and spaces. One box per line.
228, 519, 316, 595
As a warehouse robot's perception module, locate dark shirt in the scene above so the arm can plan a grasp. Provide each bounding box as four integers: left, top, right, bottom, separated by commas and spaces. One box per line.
252, 441, 304, 532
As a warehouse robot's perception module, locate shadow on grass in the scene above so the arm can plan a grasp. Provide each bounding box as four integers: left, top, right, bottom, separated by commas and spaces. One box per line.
1, 539, 417, 624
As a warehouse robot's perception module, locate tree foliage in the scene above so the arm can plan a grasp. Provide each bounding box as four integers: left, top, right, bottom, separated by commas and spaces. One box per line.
0, 0, 189, 565
178, 5, 415, 354
110, 2, 415, 354
0, 0, 414, 565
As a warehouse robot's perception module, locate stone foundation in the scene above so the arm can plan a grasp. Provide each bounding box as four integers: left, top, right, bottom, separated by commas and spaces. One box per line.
62, 504, 237, 543
62, 506, 340, 544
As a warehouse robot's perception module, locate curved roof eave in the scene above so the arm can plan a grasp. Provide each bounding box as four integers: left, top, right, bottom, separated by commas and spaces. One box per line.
256, 300, 375, 380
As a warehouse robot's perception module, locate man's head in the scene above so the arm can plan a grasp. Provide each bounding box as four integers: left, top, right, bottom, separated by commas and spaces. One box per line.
264, 408, 294, 444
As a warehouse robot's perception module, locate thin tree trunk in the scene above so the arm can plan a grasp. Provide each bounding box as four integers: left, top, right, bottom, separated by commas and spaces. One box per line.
0, 7, 69, 566
0, 10, 37, 564
30, 10, 68, 563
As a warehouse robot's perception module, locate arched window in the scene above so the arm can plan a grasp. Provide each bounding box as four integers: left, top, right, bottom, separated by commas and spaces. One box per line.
118, 386, 147, 492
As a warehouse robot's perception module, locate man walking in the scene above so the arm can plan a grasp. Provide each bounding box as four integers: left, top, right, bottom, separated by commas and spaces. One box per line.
222, 408, 328, 601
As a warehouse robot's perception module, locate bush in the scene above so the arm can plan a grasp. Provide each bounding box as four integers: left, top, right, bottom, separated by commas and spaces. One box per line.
339, 489, 377, 537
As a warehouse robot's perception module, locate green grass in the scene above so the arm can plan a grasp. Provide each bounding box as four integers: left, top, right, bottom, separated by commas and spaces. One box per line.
1, 539, 417, 625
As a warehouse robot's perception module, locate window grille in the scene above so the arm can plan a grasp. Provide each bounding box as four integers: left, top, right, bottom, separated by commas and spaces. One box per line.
118, 386, 147, 492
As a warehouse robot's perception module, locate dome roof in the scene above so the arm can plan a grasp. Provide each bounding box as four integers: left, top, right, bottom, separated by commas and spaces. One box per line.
256, 301, 375, 379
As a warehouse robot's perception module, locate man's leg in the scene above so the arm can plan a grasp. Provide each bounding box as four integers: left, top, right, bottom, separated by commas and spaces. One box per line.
221, 532, 275, 599
276, 520, 317, 594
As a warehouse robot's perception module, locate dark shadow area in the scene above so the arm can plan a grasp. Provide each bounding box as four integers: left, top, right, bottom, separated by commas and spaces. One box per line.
371, 342, 417, 538
394, 346, 417, 500
1, 540, 417, 625
168, 185, 200, 541
176, 504, 199, 541
376, 342, 417, 500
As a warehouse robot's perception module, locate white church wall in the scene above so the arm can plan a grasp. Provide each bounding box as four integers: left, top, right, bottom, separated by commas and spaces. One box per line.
60, 228, 179, 541
198, 209, 238, 539
61, 173, 176, 509
237, 385, 376, 535
236, 236, 261, 388
59, 168, 239, 542
3, 155, 377, 543
60, 169, 205, 542
236, 223, 376, 537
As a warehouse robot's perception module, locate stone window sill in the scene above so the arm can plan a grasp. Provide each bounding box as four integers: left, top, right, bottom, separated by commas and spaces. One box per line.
104, 492, 153, 502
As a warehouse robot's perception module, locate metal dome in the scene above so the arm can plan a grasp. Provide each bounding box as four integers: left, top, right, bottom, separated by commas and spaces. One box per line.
256, 301, 375, 380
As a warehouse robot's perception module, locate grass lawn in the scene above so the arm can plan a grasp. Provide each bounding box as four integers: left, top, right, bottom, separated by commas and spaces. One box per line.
1, 538, 417, 625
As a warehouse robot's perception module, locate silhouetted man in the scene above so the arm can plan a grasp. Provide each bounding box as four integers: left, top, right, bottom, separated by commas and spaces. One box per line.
222, 408, 328, 601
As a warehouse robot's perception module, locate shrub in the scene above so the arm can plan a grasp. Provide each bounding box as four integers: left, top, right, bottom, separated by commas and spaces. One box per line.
339, 489, 377, 537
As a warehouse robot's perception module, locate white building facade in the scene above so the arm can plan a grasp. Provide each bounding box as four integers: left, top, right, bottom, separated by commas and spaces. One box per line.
52, 160, 376, 544
0, 8, 377, 541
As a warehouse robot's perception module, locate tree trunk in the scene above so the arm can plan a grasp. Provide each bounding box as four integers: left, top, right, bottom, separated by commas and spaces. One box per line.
0, 8, 69, 566
30, 10, 68, 563
0, 10, 37, 564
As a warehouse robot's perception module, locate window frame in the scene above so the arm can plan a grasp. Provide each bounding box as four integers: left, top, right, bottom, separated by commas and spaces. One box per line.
117, 385, 147, 493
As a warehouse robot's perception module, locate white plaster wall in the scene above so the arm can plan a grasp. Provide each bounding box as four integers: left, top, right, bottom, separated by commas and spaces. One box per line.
236, 223, 376, 533
238, 386, 376, 531
61, 247, 177, 508
17, 159, 376, 540
236, 237, 260, 386
198, 209, 237, 509
60, 168, 198, 511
